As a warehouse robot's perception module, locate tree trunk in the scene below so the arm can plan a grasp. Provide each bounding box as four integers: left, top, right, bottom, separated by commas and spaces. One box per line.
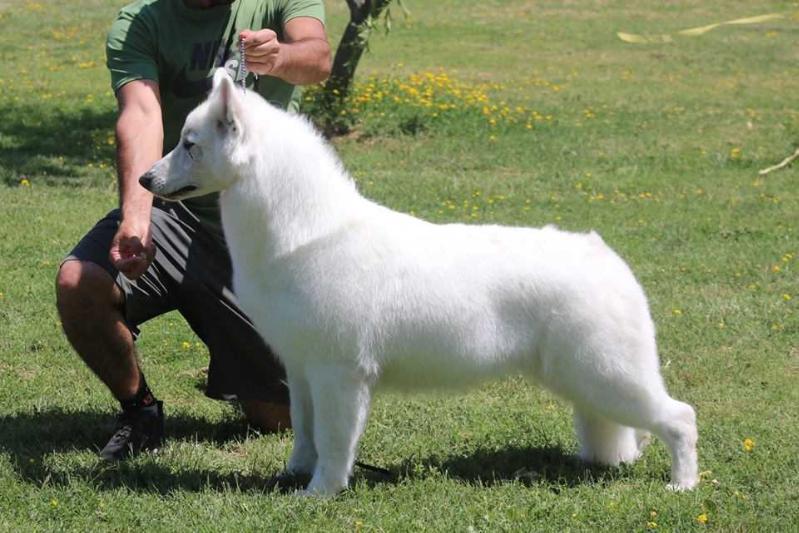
321, 0, 392, 136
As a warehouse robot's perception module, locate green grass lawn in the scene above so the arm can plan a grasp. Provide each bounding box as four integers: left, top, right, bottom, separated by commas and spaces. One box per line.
1, 0, 798, 530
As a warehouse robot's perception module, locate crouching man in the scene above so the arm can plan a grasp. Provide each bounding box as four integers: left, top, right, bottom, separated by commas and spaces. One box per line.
56, 0, 330, 460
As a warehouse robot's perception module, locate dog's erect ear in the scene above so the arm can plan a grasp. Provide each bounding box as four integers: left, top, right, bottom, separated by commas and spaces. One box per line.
212, 67, 230, 91
210, 68, 242, 135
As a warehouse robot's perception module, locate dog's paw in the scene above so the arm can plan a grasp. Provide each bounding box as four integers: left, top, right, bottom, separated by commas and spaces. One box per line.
302, 475, 348, 498
666, 478, 698, 492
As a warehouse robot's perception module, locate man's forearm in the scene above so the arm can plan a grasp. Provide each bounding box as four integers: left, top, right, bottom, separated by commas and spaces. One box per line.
272, 37, 331, 85
115, 108, 163, 223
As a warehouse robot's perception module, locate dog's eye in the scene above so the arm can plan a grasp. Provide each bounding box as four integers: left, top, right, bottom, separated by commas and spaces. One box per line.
183, 141, 200, 160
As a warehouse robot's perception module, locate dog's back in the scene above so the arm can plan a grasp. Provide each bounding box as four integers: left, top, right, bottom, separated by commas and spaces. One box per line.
253, 207, 655, 394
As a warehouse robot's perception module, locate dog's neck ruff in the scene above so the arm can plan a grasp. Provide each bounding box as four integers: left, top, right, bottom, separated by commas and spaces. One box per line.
219, 101, 366, 264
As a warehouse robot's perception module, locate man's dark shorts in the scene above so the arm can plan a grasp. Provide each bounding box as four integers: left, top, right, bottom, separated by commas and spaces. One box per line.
64, 199, 288, 404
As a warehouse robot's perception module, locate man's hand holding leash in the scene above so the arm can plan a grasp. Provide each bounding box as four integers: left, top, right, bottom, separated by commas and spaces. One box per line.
240, 29, 282, 76
239, 18, 330, 85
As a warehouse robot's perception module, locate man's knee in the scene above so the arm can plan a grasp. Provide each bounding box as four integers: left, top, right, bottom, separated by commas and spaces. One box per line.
56, 260, 121, 320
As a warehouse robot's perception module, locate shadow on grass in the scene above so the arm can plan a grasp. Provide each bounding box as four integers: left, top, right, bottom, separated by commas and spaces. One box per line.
0, 407, 251, 453
0, 407, 622, 494
0, 103, 116, 186
379, 445, 621, 491
0, 407, 293, 493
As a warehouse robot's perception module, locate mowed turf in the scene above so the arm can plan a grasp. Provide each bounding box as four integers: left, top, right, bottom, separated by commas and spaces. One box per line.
0, 0, 797, 530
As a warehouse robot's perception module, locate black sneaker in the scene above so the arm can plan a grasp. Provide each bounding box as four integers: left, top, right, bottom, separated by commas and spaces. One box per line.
99, 401, 164, 461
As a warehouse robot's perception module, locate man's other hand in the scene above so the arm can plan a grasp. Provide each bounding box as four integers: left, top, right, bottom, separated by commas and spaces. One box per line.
109, 220, 155, 280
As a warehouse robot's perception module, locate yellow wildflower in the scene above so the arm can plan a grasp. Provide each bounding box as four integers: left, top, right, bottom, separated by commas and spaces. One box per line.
696, 513, 708, 525
743, 438, 755, 452
181, 341, 192, 350
20, 177, 31, 187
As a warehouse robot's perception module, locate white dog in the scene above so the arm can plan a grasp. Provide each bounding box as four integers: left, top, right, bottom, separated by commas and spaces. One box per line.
140, 69, 698, 496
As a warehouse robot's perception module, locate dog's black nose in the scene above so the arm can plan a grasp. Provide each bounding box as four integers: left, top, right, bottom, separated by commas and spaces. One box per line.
139, 174, 153, 190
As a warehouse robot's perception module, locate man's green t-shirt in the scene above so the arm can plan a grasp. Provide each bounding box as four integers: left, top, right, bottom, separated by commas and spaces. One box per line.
106, 0, 325, 231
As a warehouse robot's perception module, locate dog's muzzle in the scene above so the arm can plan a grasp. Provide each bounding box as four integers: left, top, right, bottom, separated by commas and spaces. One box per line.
138, 173, 197, 198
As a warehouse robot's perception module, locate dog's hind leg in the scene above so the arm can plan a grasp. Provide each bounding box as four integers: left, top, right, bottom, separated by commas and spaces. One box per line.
650, 399, 698, 491
285, 369, 317, 476
571, 383, 698, 491
303, 363, 372, 497
573, 410, 648, 466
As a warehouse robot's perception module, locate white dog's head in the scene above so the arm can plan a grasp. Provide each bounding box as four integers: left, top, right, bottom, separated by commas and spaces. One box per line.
139, 68, 249, 200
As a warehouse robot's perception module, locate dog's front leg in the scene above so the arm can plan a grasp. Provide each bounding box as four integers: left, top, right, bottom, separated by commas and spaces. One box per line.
284, 368, 317, 476
303, 363, 371, 497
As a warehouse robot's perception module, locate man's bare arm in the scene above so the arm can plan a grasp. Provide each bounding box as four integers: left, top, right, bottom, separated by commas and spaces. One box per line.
240, 17, 331, 85
110, 79, 163, 279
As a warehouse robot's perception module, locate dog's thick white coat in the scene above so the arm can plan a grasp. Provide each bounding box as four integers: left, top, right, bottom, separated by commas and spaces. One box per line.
142, 69, 699, 496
